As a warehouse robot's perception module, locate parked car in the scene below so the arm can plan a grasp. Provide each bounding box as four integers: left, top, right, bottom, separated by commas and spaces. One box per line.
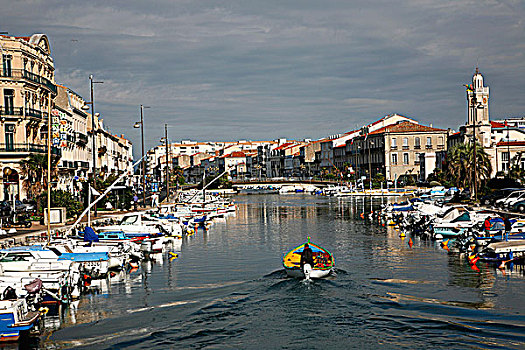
494, 190, 525, 208
481, 188, 522, 206
0, 200, 35, 215
510, 199, 525, 213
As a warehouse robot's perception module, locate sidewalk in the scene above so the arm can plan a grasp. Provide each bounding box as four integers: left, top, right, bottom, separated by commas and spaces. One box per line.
0, 206, 155, 246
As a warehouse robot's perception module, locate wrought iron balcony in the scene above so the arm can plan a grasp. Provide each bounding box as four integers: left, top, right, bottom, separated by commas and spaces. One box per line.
0, 69, 57, 94
0, 106, 48, 120
76, 161, 90, 169
0, 143, 61, 156
76, 132, 89, 144
0, 107, 23, 117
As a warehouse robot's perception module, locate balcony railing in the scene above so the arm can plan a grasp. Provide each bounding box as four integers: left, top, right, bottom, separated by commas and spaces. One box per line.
76, 132, 88, 144
76, 161, 89, 169
0, 69, 57, 94
0, 106, 48, 119
390, 145, 397, 150
414, 145, 421, 150
0, 107, 23, 117
402, 145, 409, 150
426, 145, 433, 149
437, 144, 445, 150
0, 143, 61, 156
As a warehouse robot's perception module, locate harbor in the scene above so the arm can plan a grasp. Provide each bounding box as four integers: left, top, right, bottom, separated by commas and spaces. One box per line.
34, 193, 522, 349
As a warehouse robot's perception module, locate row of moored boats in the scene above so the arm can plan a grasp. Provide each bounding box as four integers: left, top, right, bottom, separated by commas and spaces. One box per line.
0, 191, 236, 342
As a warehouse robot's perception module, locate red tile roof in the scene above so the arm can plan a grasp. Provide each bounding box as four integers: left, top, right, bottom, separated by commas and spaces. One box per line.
497, 141, 525, 147
368, 121, 446, 135
274, 142, 295, 150
491, 121, 506, 128
222, 151, 247, 158
334, 144, 346, 148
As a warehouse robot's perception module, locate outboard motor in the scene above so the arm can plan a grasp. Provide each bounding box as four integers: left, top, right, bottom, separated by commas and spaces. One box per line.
2, 286, 17, 300
303, 263, 312, 281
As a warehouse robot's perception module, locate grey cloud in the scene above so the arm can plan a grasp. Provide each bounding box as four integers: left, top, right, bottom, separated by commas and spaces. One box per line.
1, 0, 524, 157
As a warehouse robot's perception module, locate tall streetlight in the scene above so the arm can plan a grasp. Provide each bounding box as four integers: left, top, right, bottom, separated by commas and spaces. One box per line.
160, 124, 170, 202
368, 140, 374, 191
82, 75, 103, 217
134, 105, 149, 207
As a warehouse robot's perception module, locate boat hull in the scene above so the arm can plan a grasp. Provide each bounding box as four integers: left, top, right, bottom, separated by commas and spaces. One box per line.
284, 267, 332, 279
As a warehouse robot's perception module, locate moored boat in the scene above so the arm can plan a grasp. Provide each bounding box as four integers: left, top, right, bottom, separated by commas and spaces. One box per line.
283, 239, 335, 279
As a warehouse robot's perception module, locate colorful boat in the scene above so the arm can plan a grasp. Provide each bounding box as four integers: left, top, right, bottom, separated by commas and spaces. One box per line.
0, 298, 41, 342
282, 238, 335, 279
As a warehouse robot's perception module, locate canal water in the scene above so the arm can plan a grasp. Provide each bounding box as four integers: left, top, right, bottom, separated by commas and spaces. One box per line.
45, 195, 525, 349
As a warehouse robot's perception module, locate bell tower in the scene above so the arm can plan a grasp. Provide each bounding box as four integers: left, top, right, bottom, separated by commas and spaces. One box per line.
465, 68, 491, 146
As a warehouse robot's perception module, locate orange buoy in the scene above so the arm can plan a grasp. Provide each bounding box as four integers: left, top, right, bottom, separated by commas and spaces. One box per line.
408, 238, 413, 248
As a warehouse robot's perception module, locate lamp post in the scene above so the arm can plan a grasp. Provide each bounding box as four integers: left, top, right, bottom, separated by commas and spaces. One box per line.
368, 140, 374, 191
82, 75, 103, 217
506, 118, 510, 177
160, 124, 170, 202
134, 105, 149, 207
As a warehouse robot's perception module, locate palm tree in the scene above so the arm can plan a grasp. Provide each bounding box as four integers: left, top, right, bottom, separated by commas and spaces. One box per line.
19, 153, 60, 211
509, 151, 525, 183
446, 142, 492, 196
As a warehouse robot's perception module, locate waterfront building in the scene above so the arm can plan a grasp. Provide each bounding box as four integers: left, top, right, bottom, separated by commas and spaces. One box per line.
53, 85, 90, 199
0, 34, 57, 201
348, 120, 447, 183
454, 69, 525, 177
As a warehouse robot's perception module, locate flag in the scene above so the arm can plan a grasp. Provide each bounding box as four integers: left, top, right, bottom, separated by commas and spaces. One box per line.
350, 138, 354, 145
90, 187, 101, 196
504, 120, 508, 127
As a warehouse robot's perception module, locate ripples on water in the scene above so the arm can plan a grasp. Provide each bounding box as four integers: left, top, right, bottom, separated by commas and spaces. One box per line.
43, 195, 525, 349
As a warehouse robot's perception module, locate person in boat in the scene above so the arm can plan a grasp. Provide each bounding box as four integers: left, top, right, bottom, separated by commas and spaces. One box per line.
300, 243, 315, 269
483, 217, 491, 237
503, 216, 512, 241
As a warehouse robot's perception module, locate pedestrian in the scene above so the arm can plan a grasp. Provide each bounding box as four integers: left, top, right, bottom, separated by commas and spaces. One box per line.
133, 194, 138, 211
105, 201, 113, 210
503, 215, 512, 241
151, 193, 159, 207
483, 217, 491, 237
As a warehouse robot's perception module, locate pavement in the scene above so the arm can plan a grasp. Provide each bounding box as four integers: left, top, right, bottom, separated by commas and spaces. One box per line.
0, 206, 155, 246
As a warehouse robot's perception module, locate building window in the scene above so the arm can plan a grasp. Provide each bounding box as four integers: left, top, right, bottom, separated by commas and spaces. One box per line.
391, 153, 398, 165
3, 89, 14, 115
2, 55, 12, 77
415, 137, 420, 149
403, 137, 409, 150
438, 136, 444, 149
4, 123, 15, 150
391, 138, 397, 149
403, 153, 409, 165
426, 137, 432, 149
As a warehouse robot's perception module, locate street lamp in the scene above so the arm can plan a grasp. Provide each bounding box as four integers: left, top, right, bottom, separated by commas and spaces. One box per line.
82, 75, 103, 217
160, 124, 170, 202
368, 140, 374, 191
134, 104, 150, 207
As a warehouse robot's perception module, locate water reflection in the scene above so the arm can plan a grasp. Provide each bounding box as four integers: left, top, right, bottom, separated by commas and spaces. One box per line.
45, 195, 525, 349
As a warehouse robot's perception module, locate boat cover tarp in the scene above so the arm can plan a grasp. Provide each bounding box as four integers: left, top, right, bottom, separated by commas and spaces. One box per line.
393, 205, 413, 212
83, 226, 99, 242
58, 252, 109, 262
452, 212, 471, 222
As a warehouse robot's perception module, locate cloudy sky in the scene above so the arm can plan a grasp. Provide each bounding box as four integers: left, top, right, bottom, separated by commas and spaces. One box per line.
2, 0, 524, 157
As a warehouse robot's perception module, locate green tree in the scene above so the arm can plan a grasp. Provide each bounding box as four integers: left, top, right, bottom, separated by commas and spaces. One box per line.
509, 151, 525, 184
447, 142, 492, 196
19, 153, 60, 212
38, 189, 83, 219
